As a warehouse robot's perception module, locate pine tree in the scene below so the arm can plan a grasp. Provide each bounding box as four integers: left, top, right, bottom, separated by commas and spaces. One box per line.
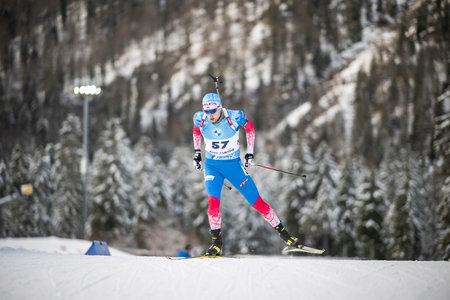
296, 142, 322, 247
298, 198, 318, 247
0, 160, 13, 237
408, 153, 438, 260
437, 175, 450, 260
88, 118, 136, 242
0, 160, 9, 197
279, 139, 314, 236
28, 146, 55, 236
434, 90, 449, 260
305, 142, 339, 251
168, 147, 191, 227
52, 114, 84, 238
133, 137, 174, 247
335, 157, 360, 257
434, 89, 450, 166
382, 152, 414, 260
134, 137, 172, 222
354, 167, 386, 259
381, 149, 438, 260
7, 145, 33, 236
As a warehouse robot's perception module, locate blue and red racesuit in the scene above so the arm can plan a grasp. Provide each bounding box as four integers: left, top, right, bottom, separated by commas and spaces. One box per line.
193, 108, 281, 230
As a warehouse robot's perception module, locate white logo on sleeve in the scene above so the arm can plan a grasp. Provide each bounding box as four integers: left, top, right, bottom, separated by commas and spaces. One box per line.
205, 175, 215, 181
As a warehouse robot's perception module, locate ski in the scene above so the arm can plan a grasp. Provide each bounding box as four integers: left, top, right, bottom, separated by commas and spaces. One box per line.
167, 255, 235, 260
282, 245, 325, 255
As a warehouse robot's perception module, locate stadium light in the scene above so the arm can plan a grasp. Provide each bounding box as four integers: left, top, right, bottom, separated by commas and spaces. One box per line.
73, 85, 101, 96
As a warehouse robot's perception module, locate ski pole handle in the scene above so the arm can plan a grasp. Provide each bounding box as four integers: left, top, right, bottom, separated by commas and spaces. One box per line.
208, 73, 222, 83
208, 73, 222, 97
254, 164, 307, 178
208, 73, 217, 82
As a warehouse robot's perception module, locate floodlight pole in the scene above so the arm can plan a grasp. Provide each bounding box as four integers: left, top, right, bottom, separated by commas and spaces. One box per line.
81, 94, 89, 240
74, 85, 101, 239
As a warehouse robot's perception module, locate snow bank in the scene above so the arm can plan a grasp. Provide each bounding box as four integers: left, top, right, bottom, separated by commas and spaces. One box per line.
0, 236, 130, 256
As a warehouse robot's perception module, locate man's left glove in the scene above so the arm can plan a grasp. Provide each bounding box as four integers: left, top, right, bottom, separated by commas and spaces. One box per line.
244, 153, 255, 169
193, 149, 203, 171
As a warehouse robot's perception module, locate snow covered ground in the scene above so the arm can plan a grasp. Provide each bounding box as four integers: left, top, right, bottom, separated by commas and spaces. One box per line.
1, 237, 449, 300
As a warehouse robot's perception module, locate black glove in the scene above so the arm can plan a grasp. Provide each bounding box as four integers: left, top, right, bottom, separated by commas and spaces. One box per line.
193, 150, 202, 171
244, 153, 254, 169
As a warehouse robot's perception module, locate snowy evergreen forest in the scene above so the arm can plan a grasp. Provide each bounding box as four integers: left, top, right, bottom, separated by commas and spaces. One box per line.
0, 0, 449, 260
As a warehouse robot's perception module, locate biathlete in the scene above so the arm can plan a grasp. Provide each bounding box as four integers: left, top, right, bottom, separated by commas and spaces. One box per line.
192, 93, 302, 256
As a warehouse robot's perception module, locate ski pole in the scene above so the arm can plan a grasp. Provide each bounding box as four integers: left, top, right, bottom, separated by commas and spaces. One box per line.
208, 73, 222, 97
207, 73, 230, 190
253, 164, 307, 178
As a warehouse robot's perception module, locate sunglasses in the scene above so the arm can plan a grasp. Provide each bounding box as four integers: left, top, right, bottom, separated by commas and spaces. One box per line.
204, 108, 218, 114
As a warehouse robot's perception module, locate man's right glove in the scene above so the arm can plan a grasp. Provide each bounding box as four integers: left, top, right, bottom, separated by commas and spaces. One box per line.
244, 153, 255, 169
193, 149, 202, 171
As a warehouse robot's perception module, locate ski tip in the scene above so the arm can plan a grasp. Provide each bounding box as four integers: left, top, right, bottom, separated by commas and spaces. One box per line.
282, 246, 326, 255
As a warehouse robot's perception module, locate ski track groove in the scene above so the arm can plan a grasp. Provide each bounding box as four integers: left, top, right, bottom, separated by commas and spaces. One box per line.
66, 257, 121, 299
45, 267, 60, 298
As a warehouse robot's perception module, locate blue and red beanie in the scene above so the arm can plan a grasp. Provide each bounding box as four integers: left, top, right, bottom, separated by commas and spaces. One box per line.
202, 93, 222, 111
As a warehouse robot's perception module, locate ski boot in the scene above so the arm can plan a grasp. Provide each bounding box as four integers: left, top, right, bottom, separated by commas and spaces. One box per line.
205, 229, 223, 256
274, 223, 302, 248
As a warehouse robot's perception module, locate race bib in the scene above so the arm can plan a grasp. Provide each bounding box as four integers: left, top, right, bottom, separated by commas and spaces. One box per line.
204, 132, 240, 157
